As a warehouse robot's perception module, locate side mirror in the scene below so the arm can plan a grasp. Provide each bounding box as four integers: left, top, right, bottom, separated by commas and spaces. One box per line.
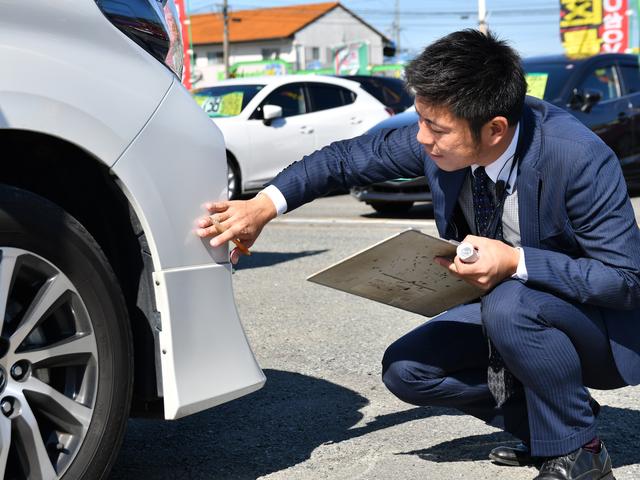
262, 104, 283, 125
581, 89, 602, 112
570, 88, 602, 113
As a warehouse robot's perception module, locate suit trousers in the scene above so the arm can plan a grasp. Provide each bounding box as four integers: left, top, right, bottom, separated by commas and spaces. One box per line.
381, 280, 626, 457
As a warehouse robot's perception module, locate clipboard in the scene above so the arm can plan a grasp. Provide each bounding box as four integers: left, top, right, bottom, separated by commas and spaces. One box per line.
307, 229, 482, 317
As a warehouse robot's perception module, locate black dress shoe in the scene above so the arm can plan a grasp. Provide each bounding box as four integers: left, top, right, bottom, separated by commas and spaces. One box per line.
489, 442, 534, 466
533, 442, 614, 480
489, 397, 602, 467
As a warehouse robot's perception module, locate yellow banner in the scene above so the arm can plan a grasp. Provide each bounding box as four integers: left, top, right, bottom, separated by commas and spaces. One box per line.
560, 0, 603, 28
562, 28, 602, 56
560, 0, 605, 58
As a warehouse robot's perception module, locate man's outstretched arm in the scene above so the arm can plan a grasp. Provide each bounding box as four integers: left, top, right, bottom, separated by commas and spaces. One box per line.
196, 124, 425, 262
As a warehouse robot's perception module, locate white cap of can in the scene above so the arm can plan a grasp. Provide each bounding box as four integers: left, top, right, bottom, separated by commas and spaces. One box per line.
456, 242, 479, 263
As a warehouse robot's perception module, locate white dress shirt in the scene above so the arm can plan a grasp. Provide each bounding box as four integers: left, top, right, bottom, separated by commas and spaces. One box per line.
469, 123, 527, 281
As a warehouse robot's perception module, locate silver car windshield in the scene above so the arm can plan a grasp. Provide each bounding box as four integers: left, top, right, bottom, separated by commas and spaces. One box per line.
193, 84, 265, 118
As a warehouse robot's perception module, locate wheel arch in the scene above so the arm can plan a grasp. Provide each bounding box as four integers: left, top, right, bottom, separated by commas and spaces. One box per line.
226, 149, 242, 188
0, 129, 163, 416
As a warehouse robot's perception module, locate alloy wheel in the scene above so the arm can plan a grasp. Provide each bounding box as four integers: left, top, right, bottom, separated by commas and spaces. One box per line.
0, 248, 98, 479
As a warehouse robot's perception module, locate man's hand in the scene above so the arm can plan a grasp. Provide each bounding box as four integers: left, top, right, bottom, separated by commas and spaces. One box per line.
196, 193, 277, 264
434, 235, 519, 291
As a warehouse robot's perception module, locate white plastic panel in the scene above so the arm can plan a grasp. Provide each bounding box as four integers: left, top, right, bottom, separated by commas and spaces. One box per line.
154, 264, 265, 419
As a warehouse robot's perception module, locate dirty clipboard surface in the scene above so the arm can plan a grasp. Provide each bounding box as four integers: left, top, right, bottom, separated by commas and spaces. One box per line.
307, 229, 482, 317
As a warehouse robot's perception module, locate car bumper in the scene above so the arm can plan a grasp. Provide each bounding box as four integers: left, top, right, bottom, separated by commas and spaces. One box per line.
351, 176, 431, 203
153, 263, 265, 419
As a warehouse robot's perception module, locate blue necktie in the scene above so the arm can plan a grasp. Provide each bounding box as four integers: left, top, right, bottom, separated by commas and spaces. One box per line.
472, 167, 516, 407
472, 167, 502, 240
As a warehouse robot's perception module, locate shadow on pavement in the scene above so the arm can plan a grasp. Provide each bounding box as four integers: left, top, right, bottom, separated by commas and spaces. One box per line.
325, 404, 461, 446
400, 405, 640, 468
111, 369, 457, 480
233, 249, 328, 270
399, 430, 516, 462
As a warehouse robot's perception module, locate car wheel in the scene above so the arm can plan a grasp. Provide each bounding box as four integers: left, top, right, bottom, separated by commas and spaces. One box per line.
0, 185, 133, 479
227, 158, 241, 200
369, 201, 414, 214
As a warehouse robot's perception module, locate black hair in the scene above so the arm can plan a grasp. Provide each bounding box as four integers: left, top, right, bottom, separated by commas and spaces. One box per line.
405, 29, 526, 142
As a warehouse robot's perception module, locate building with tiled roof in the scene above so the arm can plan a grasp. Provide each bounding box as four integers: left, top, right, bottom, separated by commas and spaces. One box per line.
190, 2, 392, 86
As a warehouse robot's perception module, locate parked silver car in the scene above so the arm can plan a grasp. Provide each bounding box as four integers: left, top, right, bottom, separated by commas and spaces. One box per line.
193, 75, 391, 199
0, 1, 264, 478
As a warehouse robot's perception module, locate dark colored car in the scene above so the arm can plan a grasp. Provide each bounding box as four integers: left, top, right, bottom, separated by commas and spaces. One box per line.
350, 107, 433, 213
342, 75, 414, 114
352, 53, 640, 213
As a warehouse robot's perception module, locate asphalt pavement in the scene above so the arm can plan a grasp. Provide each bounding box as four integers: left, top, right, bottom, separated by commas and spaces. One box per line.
111, 194, 640, 480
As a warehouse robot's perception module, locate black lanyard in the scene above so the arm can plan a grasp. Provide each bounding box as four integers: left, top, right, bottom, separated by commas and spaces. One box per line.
475, 153, 519, 239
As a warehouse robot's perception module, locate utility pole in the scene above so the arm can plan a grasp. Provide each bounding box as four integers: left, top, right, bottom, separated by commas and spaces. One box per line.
478, 0, 488, 34
391, 0, 400, 55
222, 0, 230, 78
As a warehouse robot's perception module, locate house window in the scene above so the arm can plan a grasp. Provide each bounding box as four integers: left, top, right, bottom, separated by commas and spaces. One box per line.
311, 47, 320, 61
262, 48, 280, 60
207, 51, 223, 65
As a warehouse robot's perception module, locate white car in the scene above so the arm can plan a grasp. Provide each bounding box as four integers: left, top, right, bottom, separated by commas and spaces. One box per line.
0, 1, 263, 478
193, 75, 392, 198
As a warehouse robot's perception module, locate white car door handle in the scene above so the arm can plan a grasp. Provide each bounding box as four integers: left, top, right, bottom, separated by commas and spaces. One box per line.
300, 126, 314, 134
350, 117, 363, 125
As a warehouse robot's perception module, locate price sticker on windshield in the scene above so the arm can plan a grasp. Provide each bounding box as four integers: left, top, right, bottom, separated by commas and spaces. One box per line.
219, 92, 244, 116
193, 91, 244, 117
525, 73, 549, 100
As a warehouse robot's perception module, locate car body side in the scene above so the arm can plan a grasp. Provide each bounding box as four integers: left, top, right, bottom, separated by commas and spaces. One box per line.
200, 76, 391, 196
0, 0, 264, 420
340, 75, 414, 114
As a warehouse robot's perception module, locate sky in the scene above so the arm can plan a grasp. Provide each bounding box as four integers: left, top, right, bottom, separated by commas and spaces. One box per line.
186, 0, 564, 59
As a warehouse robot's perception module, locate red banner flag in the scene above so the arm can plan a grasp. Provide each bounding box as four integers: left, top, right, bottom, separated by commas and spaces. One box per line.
560, 0, 629, 58
174, 0, 192, 90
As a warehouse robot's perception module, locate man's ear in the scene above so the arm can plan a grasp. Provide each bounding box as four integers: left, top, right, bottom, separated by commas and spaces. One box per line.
482, 116, 510, 147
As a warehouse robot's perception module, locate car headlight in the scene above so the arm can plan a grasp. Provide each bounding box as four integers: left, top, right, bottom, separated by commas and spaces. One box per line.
95, 0, 184, 79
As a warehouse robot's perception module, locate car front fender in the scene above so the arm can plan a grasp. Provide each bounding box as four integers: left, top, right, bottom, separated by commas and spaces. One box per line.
112, 79, 265, 419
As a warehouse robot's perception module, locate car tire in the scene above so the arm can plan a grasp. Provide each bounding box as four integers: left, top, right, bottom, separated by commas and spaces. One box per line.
227, 156, 241, 200
0, 185, 133, 479
369, 201, 414, 214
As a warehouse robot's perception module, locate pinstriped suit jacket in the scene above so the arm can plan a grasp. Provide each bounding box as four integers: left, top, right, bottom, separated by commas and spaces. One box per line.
270, 96, 640, 386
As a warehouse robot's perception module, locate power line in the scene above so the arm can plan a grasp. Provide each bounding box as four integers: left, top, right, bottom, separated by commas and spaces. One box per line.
188, 4, 559, 17
391, 0, 401, 52
188, 13, 557, 22
351, 8, 559, 16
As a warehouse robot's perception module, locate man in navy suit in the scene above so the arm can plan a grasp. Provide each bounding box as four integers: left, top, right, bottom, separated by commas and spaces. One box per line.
197, 30, 640, 479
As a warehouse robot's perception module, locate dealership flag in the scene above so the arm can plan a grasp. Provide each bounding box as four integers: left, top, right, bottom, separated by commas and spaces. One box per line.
560, 0, 630, 58
174, 0, 192, 90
